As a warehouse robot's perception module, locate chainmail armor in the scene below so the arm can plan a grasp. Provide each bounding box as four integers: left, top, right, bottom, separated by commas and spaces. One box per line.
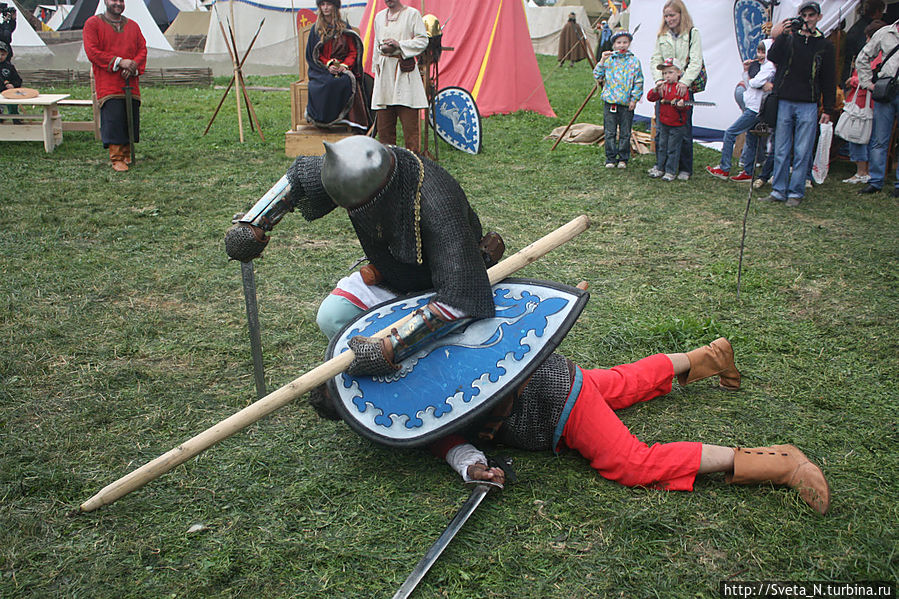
347, 336, 399, 376
495, 353, 575, 451
285, 155, 337, 221
283, 147, 494, 318
348, 147, 495, 318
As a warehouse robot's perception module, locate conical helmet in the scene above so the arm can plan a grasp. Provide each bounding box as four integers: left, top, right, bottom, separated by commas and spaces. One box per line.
321, 137, 395, 209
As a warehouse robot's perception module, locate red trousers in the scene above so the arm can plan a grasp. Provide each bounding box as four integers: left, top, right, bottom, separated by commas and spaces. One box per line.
561, 354, 702, 491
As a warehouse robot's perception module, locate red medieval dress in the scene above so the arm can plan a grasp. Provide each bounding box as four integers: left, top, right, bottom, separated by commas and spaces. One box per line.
83, 14, 147, 146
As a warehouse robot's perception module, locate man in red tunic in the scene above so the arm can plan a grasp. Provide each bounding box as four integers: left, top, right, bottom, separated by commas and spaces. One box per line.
83, 0, 147, 172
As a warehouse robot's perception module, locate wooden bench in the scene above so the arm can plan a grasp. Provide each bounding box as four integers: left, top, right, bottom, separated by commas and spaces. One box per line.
57, 98, 100, 139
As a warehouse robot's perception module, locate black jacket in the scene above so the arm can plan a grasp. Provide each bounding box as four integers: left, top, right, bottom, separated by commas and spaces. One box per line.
768, 30, 836, 113
0, 58, 21, 89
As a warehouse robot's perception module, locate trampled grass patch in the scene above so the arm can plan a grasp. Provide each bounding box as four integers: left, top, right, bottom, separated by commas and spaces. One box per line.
0, 57, 896, 597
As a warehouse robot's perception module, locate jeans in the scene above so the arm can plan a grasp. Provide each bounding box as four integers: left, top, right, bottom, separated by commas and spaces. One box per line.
848, 140, 869, 163
771, 99, 818, 200
603, 103, 634, 163
720, 108, 760, 173
867, 95, 899, 189
657, 123, 687, 175
655, 98, 693, 174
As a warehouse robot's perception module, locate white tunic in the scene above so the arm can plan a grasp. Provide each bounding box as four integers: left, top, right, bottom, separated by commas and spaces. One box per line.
371, 6, 429, 110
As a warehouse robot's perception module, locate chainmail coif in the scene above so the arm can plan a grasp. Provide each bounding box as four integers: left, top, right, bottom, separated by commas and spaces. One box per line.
496, 353, 575, 451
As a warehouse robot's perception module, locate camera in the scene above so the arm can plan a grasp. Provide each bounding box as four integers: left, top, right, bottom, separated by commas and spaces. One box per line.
789, 17, 805, 32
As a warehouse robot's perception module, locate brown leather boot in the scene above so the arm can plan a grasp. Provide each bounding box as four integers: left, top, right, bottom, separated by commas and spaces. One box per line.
726, 445, 831, 514
677, 337, 740, 390
121, 143, 132, 165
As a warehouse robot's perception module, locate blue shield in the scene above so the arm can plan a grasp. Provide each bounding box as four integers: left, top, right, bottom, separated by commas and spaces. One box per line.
430, 86, 482, 155
734, 0, 768, 61
326, 279, 588, 447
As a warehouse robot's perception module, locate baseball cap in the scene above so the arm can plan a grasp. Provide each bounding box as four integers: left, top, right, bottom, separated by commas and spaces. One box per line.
799, 1, 821, 14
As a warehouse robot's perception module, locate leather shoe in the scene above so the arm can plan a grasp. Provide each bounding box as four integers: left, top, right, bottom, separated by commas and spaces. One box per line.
859, 184, 881, 194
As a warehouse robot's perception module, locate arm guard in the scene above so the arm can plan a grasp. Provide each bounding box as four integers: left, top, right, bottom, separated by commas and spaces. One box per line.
224, 175, 293, 262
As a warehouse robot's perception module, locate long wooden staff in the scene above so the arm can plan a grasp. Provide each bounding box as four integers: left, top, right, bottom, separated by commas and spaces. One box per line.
550, 81, 599, 151
78, 215, 591, 513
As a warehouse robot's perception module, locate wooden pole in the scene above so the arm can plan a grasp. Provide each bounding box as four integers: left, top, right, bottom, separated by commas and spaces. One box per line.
78, 216, 591, 513
550, 82, 599, 151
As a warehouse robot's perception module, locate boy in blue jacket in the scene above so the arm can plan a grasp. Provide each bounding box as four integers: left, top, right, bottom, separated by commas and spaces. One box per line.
593, 30, 643, 169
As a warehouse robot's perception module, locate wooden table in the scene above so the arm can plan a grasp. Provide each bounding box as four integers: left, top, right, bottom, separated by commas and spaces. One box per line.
0, 93, 70, 152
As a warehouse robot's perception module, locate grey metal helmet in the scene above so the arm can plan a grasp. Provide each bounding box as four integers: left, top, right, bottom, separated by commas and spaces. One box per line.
321, 136, 395, 210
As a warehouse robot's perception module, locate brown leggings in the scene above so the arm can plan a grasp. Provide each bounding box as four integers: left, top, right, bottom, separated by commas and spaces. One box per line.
376, 105, 420, 152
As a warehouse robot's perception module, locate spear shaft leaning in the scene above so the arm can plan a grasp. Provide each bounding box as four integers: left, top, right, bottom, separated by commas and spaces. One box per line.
78, 215, 591, 513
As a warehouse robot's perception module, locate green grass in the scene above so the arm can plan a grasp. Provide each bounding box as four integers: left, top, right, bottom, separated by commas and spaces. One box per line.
1, 56, 896, 598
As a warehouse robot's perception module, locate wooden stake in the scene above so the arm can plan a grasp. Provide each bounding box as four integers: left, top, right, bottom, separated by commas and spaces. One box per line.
78, 216, 591, 513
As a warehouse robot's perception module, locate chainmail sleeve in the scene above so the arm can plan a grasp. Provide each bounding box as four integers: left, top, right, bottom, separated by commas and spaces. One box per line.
496, 353, 575, 451
417, 157, 495, 318
285, 155, 337, 221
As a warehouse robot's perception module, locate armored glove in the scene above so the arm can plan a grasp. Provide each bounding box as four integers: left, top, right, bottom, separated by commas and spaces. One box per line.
345, 302, 469, 377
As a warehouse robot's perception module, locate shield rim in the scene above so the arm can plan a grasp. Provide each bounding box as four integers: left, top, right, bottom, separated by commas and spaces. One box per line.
429, 85, 482, 155
325, 278, 589, 448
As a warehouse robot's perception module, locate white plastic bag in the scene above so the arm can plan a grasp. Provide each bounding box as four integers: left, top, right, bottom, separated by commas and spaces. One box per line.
812, 122, 833, 185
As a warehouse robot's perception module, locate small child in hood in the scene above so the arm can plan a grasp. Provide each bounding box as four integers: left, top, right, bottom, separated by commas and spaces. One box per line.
647, 58, 690, 181
593, 30, 643, 169
0, 41, 22, 119
706, 39, 776, 182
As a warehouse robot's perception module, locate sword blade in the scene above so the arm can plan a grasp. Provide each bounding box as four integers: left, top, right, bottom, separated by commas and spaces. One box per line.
392, 483, 498, 599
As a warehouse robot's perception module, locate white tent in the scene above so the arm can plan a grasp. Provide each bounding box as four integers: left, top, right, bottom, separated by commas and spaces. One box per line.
203, 0, 366, 67
93, 0, 174, 51
11, 16, 52, 55
46, 5, 74, 31
526, 5, 598, 57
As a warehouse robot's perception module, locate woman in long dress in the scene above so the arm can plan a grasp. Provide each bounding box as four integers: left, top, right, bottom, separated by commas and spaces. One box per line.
305, 0, 369, 131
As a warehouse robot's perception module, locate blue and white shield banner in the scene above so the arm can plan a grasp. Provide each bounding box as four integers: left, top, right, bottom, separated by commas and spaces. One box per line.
734, 0, 768, 62
326, 279, 588, 447
430, 86, 482, 155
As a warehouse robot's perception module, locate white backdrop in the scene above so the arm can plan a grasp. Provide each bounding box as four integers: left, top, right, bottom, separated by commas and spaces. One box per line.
629, 1, 749, 139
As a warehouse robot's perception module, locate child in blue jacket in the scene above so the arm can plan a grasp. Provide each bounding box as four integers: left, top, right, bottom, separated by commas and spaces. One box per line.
593, 30, 643, 168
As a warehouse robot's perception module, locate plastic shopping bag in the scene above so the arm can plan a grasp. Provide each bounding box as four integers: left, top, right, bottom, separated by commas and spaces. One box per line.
812, 122, 833, 185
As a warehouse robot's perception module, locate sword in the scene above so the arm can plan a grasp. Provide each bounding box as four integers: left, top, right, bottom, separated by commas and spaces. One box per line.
123, 75, 136, 166
660, 99, 717, 106
392, 457, 514, 599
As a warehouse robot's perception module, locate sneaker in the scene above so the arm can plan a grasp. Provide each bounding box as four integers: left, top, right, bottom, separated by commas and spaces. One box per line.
677, 171, 691, 181
805, 180, 813, 189
706, 166, 730, 180
786, 197, 802, 207
753, 178, 768, 189
648, 166, 663, 178
859, 184, 881, 194
605, 162, 616, 168
662, 173, 676, 182
758, 193, 784, 203
842, 174, 870, 184
617, 161, 627, 169
730, 171, 753, 182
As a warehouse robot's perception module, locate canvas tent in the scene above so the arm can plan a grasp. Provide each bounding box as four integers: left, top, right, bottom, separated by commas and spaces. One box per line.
11, 16, 52, 55
45, 5, 74, 30
164, 9, 210, 44
555, 0, 606, 21
146, 0, 181, 31
203, 0, 367, 67
630, 0, 860, 140
65, 0, 174, 51
359, 0, 555, 118
526, 5, 598, 56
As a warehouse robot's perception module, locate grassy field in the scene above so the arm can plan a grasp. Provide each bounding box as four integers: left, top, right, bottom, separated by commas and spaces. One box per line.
1, 57, 897, 598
